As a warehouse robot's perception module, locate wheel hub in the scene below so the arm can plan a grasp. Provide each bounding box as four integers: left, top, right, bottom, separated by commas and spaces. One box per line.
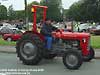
20, 41, 37, 60
66, 54, 78, 67
23, 43, 36, 55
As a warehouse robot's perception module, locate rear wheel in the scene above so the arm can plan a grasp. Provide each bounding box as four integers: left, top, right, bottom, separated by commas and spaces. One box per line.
16, 33, 43, 65
83, 47, 95, 62
63, 50, 83, 70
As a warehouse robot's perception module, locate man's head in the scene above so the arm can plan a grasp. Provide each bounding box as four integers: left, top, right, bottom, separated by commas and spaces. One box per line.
45, 18, 52, 25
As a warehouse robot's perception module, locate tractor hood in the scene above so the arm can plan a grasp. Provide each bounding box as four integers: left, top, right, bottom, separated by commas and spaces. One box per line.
62, 32, 90, 37
52, 32, 90, 39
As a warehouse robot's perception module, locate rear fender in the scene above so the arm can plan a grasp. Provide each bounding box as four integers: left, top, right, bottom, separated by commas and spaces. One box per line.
23, 31, 45, 41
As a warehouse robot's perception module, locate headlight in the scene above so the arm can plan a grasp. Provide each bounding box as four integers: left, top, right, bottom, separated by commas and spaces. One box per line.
82, 38, 86, 43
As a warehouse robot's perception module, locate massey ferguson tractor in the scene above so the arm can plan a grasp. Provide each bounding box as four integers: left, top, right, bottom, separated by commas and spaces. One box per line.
16, 5, 95, 70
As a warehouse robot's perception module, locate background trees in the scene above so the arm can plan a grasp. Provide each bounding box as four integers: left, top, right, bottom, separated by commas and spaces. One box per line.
8, 5, 15, 20
1, 0, 100, 22
40, 0, 62, 22
65, 0, 100, 22
0, 5, 7, 20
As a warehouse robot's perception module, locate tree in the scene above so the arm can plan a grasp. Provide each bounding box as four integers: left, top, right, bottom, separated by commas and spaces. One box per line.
40, 0, 63, 21
66, 2, 82, 21
0, 5, 7, 20
24, 0, 28, 24
8, 5, 15, 20
7, 5, 25, 21
14, 10, 25, 20
65, 0, 100, 22
80, 0, 98, 21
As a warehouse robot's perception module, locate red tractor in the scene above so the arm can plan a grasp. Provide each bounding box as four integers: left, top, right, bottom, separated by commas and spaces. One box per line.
16, 5, 95, 70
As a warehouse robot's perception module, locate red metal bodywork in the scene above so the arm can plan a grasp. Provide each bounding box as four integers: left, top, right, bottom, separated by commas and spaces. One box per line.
52, 31, 90, 56
3, 34, 22, 41
23, 31, 45, 41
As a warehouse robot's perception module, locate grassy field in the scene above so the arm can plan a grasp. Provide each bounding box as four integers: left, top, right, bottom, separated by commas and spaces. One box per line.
91, 35, 100, 49
0, 38, 16, 46
0, 35, 100, 49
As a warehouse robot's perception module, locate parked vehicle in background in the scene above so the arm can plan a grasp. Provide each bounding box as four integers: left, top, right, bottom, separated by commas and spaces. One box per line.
53, 23, 64, 29
90, 25, 100, 35
23, 22, 33, 30
0, 26, 18, 36
78, 23, 90, 32
3, 30, 23, 41
0, 23, 15, 29
88, 26, 96, 33
16, 24, 23, 30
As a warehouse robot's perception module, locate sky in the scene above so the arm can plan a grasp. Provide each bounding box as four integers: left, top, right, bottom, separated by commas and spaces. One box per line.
0, 0, 79, 10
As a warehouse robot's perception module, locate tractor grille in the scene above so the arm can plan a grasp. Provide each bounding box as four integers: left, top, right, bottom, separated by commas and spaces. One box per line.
64, 40, 80, 49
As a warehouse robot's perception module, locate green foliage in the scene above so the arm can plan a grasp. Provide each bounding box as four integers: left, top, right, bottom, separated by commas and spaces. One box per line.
14, 10, 25, 20
0, 5, 7, 20
0, 38, 16, 46
8, 5, 16, 20
40, 0, 62, 22
66, 0, 100, 22
7, 5, 25, 21
91, 35, 100, 49
66, 2, 82, 21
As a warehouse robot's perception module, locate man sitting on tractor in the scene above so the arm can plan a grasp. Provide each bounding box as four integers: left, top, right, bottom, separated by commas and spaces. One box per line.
40, 18, 58, 51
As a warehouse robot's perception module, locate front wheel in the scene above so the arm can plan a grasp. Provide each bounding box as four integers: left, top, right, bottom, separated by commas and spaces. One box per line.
83, 47, 95, 62
63, 50, 83, 70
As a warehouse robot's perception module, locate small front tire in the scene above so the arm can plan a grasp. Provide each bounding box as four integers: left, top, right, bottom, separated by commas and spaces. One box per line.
83, 47, 95, 62
63, 50, 83, 70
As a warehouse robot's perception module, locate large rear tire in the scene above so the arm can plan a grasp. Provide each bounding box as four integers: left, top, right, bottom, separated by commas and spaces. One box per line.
16, 33, 43, 65
83, 46, 95, 62
63, 50, 83, 70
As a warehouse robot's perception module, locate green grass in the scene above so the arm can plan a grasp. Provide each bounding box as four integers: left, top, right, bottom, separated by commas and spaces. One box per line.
91, 35, 100, 49
0, 38, 16, 46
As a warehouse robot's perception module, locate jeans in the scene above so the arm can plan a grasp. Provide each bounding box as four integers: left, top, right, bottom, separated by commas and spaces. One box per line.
45, 36, 53, 50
